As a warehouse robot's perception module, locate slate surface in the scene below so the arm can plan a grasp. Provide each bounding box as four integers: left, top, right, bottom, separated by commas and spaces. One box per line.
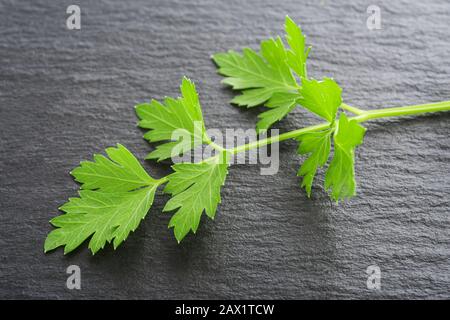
0, 0, 449, 299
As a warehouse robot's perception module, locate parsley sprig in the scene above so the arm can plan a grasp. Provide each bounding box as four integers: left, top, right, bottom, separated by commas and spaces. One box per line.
45, 17, 450, 254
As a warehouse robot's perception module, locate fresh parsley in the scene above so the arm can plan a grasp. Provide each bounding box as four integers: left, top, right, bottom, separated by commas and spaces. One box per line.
45, 16, 450, 254
135, 77, 206, 161
212, 16, 311, 131
164, 152, 229, 243
44, 144, 163, 254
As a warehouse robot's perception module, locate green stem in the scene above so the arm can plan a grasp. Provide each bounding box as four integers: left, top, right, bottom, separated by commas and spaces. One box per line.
231, 122, 330, 154
203, 134, 226, 152
157, 176, 169, 185
230, 100, 450, 154
354, 100, 450, 122
341, 103, 365, 115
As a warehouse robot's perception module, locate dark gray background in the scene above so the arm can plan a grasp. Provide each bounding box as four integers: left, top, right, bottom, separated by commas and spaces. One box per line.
0, 0, 449, 299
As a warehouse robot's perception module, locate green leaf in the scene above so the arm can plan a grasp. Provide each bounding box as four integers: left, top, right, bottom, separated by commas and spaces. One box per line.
325, 113, 366, 201
44, 144, 162, 254
296, 128, 333, 197
285, 16, 311, 78
256, 92, 300, 132
212, 42, 297, 108
163, 152, 230, 243
298, 78, 342, 122
135, 77, 206, 161
71, 144, 155, 192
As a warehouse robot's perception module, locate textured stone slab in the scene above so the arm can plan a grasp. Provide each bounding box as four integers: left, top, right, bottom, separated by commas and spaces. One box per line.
0, 0, 449, 299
